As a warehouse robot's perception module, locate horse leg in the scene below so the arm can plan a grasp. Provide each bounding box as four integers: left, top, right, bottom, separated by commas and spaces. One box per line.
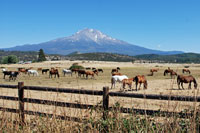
188, 82, 191, 89
139, 83, 141, 90
177, 81, 180, 89
135, 83, 138, 91
181, 82, 184, 89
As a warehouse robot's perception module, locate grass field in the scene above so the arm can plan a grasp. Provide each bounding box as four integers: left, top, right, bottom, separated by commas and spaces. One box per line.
0, 60, 200, 132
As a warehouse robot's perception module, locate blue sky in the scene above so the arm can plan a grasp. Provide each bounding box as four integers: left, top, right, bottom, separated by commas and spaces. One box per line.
0, 0, 200, 53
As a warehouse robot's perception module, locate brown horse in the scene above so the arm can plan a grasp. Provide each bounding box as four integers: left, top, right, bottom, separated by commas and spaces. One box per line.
85, 71, 98, 79
122, 78, 134, 91
111, 67, 120, 73
133, 75, 147, 91
150, 68, 159, 73
177, 75, 197, 89
164, 69, 174, 76
170, 71, 177, 79
78, 70, 86, 77
49, 69, 59, 78
18, 68, 29, 74
182, 69, 191, 74
112, 72, 122, 76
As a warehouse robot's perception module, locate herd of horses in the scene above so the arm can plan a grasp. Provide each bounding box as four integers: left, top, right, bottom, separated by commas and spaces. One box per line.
1, 66, 198, 91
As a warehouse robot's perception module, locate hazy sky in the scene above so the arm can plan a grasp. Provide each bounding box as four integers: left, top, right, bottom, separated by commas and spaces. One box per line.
0, 0, 200, 53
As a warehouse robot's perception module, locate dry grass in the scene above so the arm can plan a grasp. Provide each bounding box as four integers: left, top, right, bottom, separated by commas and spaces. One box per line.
0, 60, 200, 132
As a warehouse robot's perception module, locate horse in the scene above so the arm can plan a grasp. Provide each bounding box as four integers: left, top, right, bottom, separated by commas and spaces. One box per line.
150, 68, 159, 73
112, 72, 122, 76
37, 68, 42, 71
27, 70, 39, 76
177, 75, 197, 89
3, 71, 12, 79
111, 75, 128, 89
42, 69, 50, 74
85, 70, 98, 79
71, 68, 79, 74
78, 70, 86, 77
170, 71, 177, 79
49, 69, 59, 78
85, 67, 91, 70
122, 78, 134, 91
111, 67, 120, 73
9, 71, 20, 81
164, 69, 174, 76
97, 69, 103, 73
63, 69, 72, 76
18, 68, 28, 74
182, 69, 191, 74
133, 75, 147, 91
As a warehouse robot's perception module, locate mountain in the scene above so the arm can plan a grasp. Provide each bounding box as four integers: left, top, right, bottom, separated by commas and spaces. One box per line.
3, 28, 183, 56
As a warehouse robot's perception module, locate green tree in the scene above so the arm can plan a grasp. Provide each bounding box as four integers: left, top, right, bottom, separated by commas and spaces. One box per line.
1, 55, 19, 64
38, 49, 46, 62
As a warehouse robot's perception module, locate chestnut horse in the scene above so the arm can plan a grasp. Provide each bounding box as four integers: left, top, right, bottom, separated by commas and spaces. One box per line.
182, 69, 191, 74
133, 75, 147, 91
49, 69, 59, 78
122, 78, 134, 91
177, 75, 197, 89
85, 70, 98, 79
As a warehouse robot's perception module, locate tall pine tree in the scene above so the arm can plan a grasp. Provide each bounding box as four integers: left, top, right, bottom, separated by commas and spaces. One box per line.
38, 49, 46, 62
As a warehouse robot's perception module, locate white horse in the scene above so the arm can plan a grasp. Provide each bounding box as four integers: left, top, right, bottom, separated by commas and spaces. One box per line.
27, 70, 39, 76
111, 75, 128, 89
63, 69, 72, 76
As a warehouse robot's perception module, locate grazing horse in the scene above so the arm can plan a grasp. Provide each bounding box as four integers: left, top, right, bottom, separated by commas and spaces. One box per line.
49, 69, 59, 78
37, 68, 42, 71
98, 69, 103, 73
78, 70, 86, 77
182, 69, 191, 74
150, 68, 159, 73
133, 75, 147, 91
164, 69, 174, 76
18, 68, 28, 74
9, 71, 20, 81
111, 75, 128, 89
71, 68, 79, 74
85, 70, 98, 79
63, 69, 72, 76
42, 69, 50, 74
177, 75, 197, 89
122, 78, 134, 91
27, 70, 39, 76
3, 71, 12, 79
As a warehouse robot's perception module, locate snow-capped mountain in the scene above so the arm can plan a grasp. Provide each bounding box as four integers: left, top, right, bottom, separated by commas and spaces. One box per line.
3, 28, 183, 55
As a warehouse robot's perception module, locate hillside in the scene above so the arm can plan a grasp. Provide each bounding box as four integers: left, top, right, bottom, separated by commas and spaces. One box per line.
1, 50, 200, 63
2, 28, 183, 56
135, 53, 200, 63
0, 50, 38, 62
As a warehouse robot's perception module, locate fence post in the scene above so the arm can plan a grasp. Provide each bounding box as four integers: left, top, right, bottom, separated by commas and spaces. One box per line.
103, 86, 109, 119
18, 82, 25, 124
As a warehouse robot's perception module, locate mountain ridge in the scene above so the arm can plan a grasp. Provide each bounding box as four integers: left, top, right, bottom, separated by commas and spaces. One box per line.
2, 28, 183, 56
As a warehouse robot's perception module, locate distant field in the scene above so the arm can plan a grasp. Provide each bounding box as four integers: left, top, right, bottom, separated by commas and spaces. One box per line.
0, 60, 200, 117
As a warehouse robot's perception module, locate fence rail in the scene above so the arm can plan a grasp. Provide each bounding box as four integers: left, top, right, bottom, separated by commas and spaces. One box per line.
0, 82, 199, 125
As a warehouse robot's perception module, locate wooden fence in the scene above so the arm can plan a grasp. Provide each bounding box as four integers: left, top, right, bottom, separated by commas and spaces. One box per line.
0, 82, 199, 124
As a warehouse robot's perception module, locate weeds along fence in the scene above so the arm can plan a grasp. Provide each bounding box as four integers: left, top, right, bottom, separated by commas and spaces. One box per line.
0, 82, 200, 123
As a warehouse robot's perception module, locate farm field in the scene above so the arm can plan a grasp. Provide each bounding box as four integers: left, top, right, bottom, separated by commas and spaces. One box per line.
1, 60, 200, 119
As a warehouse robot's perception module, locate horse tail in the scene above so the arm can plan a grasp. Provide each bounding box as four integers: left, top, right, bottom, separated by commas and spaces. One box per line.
164, 70, 166, 76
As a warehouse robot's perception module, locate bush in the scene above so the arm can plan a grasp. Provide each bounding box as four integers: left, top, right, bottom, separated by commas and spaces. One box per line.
69, 63, 84, 70
1, 55, 19, 64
